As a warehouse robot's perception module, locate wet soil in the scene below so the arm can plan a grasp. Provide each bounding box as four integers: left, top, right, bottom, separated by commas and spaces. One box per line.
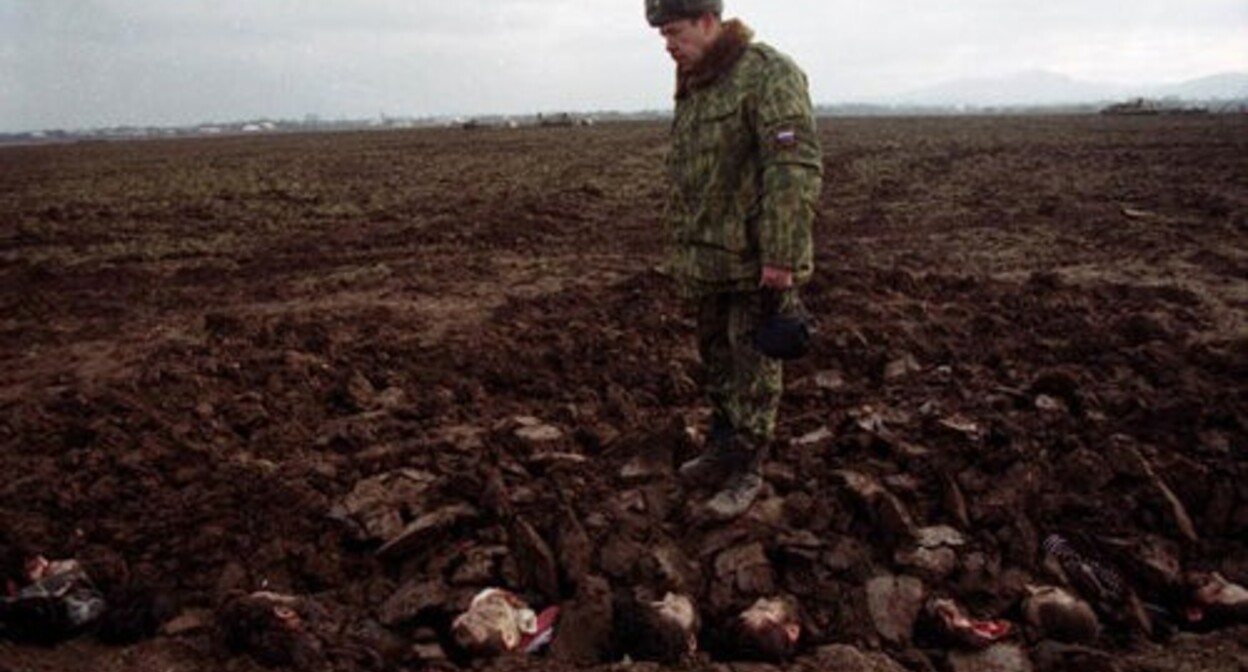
0, 115, 1245, 671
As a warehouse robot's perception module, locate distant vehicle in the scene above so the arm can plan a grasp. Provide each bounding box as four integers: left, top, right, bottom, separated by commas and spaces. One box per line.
1100, 98, 1160, 116
1100, 98, 1210, 116
538, 112, 576, 128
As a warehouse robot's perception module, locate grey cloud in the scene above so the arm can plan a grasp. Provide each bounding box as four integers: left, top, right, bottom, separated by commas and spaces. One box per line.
2, 0, 1245, 132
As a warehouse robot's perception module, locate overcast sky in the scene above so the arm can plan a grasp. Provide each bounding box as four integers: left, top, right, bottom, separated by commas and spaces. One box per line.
2, 0, 1246, 132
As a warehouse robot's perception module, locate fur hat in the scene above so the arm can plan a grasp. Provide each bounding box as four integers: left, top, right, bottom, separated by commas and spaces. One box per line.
646, 0, 723, 27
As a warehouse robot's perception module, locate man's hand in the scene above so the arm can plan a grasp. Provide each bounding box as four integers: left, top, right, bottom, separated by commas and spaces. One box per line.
760, 265, 794, 289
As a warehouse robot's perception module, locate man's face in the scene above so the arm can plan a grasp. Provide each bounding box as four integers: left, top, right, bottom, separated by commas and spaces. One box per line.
659, 15, 716, 72
452, 590, 526, 654
24, 555, 50, 583
742, 598, 801, 644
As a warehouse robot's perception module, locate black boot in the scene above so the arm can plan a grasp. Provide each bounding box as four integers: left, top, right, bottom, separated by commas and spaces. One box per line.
678, 414, 736, 487
705, 439, 767, 521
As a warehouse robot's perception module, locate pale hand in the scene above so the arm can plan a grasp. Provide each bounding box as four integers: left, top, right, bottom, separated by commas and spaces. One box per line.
760, 265, 794, 289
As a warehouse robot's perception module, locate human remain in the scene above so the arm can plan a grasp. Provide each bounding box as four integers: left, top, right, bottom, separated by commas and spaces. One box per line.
646, 0, 823, 519
1, 548, 107, 644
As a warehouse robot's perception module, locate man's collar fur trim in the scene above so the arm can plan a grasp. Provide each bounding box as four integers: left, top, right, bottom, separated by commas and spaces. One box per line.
676, 19, 753, 99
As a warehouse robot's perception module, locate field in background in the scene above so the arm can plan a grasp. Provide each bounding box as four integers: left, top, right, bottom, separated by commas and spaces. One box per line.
1, 116, 1246, 671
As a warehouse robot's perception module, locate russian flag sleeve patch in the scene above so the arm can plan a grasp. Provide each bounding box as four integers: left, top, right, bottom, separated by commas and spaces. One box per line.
775, 128, 798, 149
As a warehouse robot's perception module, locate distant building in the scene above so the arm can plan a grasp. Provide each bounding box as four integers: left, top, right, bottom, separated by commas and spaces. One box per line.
538, 112, 596, 128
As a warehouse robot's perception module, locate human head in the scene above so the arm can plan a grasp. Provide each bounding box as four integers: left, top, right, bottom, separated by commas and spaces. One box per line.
1184, 571, 1248, 623
24, 555, 51, 582
615, 591, 699, 664
1, 544, 44, 590
1021, 585, 1100, 645
450, 588, 533, 656
643, 593, 699, 662
218, 592, 318, 668
737, 597, 801, 661
647, 0, 724, 72
654, 592, 697, 635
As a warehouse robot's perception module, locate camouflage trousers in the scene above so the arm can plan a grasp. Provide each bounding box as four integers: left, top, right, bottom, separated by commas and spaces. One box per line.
695, 288, 796, 443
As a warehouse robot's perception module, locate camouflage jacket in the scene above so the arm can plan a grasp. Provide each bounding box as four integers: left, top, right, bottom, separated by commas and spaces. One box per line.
664, 20, 823, 295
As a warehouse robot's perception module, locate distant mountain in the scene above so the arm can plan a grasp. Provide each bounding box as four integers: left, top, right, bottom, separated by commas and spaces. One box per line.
1149, 72, 1248, 100
889, 70, 1248, 107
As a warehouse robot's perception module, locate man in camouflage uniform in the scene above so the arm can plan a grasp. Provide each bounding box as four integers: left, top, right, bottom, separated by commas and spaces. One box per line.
647, 0, 822, 519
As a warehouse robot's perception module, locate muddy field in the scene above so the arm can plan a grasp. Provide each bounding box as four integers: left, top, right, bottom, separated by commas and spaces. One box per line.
1, 115, 1246, 671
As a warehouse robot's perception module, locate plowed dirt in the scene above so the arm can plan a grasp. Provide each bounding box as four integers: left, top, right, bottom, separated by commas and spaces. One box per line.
1, 115, 1245, 671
